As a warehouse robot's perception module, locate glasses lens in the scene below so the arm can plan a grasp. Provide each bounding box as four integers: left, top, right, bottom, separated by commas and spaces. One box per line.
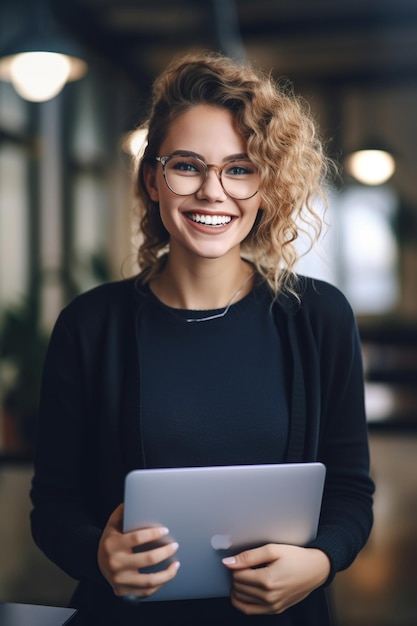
164, 156, 205, 196
221, 160, 259, 199
162, 155, 259, 199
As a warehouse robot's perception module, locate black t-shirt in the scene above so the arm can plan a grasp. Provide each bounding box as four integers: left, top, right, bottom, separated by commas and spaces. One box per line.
138, 282, 289, 469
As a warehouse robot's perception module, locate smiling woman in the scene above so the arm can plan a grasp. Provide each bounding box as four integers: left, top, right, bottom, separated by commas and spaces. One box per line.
30, 51, 374, 626
135, 54, 330, 300
140, 103, 262, 292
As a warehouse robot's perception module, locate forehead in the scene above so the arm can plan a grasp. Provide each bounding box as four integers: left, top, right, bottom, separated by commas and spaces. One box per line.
160, 104, 247, 158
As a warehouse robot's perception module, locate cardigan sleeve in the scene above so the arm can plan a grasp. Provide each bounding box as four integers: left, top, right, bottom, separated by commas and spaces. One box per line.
30, 306, 109, 587
301, 280, 375, 582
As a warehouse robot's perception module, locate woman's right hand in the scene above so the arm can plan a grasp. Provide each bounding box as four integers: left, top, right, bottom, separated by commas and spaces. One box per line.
97, 503, 180, 599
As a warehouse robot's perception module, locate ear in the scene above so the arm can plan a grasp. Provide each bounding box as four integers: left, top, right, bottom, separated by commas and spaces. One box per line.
143, 163, 160, 202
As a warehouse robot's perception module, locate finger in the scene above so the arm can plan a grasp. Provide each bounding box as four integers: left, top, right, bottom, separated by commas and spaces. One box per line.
222, 544, 279, 570
113, 558, 180, 588
232, 585, 265, 605
107, 538, 179, 577
100, 525, 171, 566
231, 587, 286, 616
131, 541, 180, 572
125, 525, 171, 550
113, 560, 181, 598
231, 595, 274, 616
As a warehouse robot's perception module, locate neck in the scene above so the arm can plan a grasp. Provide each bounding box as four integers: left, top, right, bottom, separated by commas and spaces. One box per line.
150, 255, 254, 310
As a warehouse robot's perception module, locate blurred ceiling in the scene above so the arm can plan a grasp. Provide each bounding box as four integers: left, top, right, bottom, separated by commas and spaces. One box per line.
49, 0, 417, 209
52, 0, 417, 90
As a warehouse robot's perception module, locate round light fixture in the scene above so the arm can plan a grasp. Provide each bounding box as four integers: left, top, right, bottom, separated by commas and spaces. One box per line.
0, 50, 87, 102
0, 2, 87, 103
345, 148, 396, 186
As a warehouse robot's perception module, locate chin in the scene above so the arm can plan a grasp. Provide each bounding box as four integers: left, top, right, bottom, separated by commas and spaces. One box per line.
193, 246, 238, 260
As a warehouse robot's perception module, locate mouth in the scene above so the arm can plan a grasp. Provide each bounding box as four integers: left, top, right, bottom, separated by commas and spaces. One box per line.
187, 213, 233, 227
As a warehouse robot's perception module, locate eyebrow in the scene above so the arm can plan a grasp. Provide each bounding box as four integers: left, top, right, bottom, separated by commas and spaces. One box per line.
169, 150, 250, 162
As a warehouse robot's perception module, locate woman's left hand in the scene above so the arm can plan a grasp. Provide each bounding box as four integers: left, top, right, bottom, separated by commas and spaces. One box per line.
222, 544, 331, 615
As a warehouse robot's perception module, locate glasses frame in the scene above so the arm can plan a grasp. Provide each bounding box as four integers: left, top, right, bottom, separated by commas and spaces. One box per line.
155, 154, 259, 200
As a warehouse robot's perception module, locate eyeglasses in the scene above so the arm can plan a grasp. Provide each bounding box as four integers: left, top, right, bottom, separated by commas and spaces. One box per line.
155, 153, 259, 200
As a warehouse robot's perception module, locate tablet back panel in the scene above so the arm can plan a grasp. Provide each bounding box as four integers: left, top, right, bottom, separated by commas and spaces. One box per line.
123, 462, 325, 602
0, 603, 77, 626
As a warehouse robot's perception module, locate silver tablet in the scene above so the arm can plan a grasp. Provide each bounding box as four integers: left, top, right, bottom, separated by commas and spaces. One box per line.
123, 462, 326, 602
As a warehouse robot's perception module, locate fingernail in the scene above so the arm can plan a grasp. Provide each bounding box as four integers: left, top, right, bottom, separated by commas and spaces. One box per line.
159, 527, 170, 535
171, 542, 179, 551
222, 556, 236, 565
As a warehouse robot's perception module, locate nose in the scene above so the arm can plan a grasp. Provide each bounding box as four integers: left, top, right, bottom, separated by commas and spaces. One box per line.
196, 167, 227, 202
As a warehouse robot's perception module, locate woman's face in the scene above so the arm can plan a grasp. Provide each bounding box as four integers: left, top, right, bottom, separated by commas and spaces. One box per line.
144, 104, 261, 264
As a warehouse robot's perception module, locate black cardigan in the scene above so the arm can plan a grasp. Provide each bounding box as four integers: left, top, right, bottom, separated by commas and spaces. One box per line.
30, 276, 374, 625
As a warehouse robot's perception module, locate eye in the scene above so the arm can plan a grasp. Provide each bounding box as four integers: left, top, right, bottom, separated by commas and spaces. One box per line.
170, 157, 202, 175
224, 161, 256, 177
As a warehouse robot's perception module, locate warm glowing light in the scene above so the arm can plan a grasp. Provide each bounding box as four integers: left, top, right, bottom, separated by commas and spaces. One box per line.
123, 128, 148, 158
345, 149, 395, 186
10, 52, 71, 101
0, 50, 87, 102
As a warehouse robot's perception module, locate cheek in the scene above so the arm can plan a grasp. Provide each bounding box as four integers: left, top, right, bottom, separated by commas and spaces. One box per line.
244, 208, 264, 240
157, 197, 181, 231
245, 201, 263, 226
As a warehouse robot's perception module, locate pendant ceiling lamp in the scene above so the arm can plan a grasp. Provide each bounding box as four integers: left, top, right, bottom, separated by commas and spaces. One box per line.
345, 141, 396, 186
343, 95, 396, 186
0, 0, 87, 102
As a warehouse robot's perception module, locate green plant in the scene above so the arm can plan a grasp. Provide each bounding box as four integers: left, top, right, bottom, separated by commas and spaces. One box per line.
0, 296, 49, 450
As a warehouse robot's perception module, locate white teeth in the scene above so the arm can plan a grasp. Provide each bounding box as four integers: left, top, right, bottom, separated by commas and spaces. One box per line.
190, 213, 232, 226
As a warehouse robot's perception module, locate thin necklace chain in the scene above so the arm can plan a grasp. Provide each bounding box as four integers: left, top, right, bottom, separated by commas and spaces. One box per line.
186, 272, 254, 323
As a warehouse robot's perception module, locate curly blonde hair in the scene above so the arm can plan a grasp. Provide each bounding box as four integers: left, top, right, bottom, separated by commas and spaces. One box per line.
133, 51, 333, 296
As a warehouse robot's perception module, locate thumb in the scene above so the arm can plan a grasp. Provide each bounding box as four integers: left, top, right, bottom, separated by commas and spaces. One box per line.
222, 544, 280, 570
222, 547, 262, 570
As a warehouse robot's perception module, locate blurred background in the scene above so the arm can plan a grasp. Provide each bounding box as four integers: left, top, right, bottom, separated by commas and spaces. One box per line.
0, 1, 416, 624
